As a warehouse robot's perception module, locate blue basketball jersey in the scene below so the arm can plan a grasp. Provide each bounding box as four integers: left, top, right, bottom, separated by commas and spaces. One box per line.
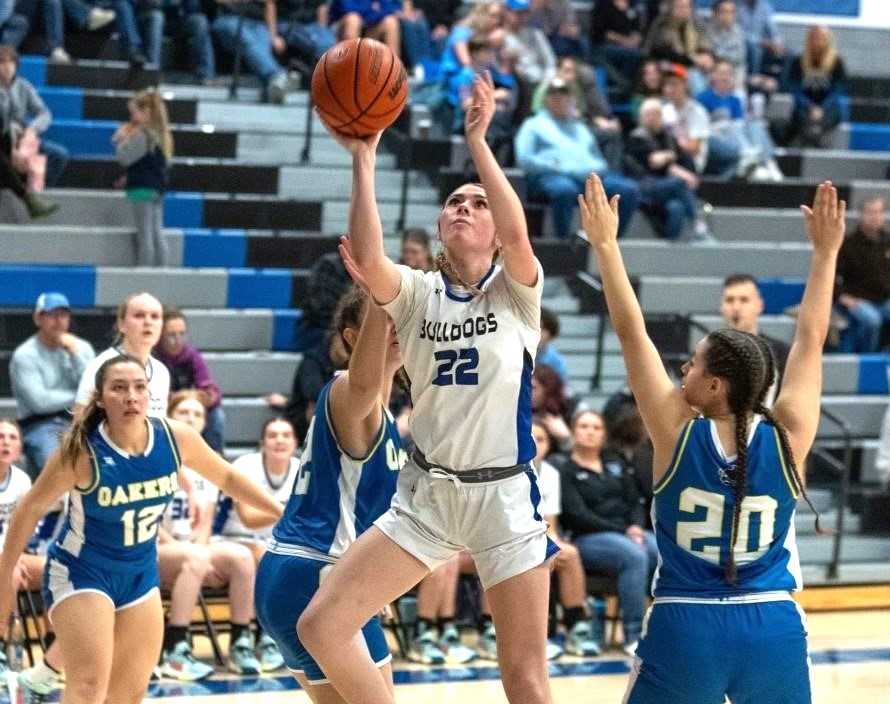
652, 417, 802, 598
268, 379, 406, 563
51, 417, 181, 572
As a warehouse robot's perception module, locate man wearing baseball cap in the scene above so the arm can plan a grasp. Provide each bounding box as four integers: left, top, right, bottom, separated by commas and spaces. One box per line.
9, 292, 95, 478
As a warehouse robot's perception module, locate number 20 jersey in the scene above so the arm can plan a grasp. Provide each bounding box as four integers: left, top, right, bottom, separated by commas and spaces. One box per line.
652, 417, 803, 598
382, 261, 543, 472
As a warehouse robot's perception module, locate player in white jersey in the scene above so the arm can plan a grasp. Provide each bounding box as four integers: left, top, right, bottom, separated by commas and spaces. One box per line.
157, 390, 270, 679
299, 72, 557, 704
75, 292, 171, 418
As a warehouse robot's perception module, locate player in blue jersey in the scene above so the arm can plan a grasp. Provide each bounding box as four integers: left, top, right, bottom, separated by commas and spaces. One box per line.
578, 177, 844, 703
254, 285, 405, 702
0, 354, 282, 704
300, 72, 557, 704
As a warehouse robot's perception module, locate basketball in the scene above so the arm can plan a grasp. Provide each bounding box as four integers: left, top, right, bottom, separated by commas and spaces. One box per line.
311, 38, 409, 138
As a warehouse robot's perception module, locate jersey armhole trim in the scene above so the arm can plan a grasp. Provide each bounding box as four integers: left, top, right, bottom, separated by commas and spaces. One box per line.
324, 382, 388, 464
160, 417, 183, 472
774, 426, 799, 499
76, 443, 101, 494
653, 419, 695, 495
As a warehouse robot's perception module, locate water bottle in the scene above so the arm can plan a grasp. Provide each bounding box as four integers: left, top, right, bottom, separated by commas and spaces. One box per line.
587, 596, 606, 647
8, 613, 24, 671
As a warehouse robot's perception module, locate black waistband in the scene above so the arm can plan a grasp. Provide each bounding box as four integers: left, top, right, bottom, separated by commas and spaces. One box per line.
411, 449, 530, 484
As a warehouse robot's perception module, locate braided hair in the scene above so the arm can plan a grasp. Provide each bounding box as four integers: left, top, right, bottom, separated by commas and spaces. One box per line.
703, 330, 824, 584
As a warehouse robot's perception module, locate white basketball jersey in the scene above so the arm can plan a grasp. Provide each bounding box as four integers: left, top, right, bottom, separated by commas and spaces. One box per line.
161, 466, 219, 541
0, 465, 32, 550
383, 260, 543, 472
218, 452, 297, 541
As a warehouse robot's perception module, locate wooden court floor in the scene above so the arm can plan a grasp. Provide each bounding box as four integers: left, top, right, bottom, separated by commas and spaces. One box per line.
140, 610, 890, 704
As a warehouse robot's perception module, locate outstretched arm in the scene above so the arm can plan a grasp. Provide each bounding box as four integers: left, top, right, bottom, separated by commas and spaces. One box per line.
465, 71, 537, 287
773, 182, 845, 470
321, 124, 401, 304
578, 174, 692, 473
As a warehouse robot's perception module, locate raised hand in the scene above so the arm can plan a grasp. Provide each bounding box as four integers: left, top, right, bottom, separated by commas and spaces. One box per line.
577, 173, 620, 247
800, 181, 846, 254
464, 71, 496, 143
318, 113, 382, 158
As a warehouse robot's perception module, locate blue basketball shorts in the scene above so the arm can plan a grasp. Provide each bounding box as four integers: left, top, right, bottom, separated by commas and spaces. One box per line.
255, 551, 392, 684
624, 596, 812, 704
43, 549, 159, 622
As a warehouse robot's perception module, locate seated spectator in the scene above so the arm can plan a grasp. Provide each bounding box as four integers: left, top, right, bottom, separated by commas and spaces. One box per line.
661, 63, 740, 180
112, 0, 164, 67
628, 57, 663, 119
736, 0, 785, 88
589, 0, 644, 82
502, 0, 555, 94
329, 0, 400, 57
515, 76, 640, 240
559, 410, 656, 655
601, 387, 653, 519
11, 0, 115, 63
295, 249, 352, 354
397, 1, 442, 76
408, 557, 476, 664
399, 227, 434, 271
835, 197, 890, 353
782, 25, 846, 148
213, 0, 295, 104
0, 45, 69, 189
154, 307, 226, 453
643, 0, 713, 94
537, 307, 568, 383
531, 55, 623, 171
158, 391, 266, 677
161, 0, 216, 84
703, 0, 746, 89
10, 292, 95, 478
0, 0, 28, 48
697, 59, 782, 181
624, 97, 712, 242
438, 0, 503, 84
531, 362, 571, 453
528, 0, 587, 61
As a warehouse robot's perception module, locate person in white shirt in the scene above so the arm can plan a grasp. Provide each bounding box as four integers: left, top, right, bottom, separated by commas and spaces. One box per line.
74, 292, 170, 418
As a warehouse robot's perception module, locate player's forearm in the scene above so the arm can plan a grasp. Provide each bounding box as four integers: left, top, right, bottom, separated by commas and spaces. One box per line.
795, 249, 838, 347
592, 241, 647, 341
348, 151, 387, 269
467, 135, 528, 249
345, 304, 391, 416
224, 471, 282, 520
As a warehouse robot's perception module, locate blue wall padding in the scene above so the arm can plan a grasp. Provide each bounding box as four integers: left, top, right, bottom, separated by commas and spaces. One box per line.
849, 124, 890, 152
182, 229, 247, 268
858, 354, 890, 395
0, 265, 96, 306
227, 269, 292, 309
44, 120, 118, 156
19, 56, 46, 86
272, 309, 304, 351
164, 192, 204, 228
757, 279, 806, 315
40, 87, 83, 120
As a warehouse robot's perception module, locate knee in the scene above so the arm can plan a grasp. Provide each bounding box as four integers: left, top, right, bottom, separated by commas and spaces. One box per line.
339, 12, 362, 37
66, 672, 109, 703
501, 665, 549, 703
232, 546, 256, 576
378, 14, 399, 35
296, 603, 324, 648
183, 548, 212, 579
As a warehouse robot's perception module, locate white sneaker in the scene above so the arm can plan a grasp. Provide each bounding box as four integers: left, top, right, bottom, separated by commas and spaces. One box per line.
87, 6, 116, 30
766, 159, 784, 182
622, 640, 639, 657
545, 639, 564, 661
49, 47, 71, 63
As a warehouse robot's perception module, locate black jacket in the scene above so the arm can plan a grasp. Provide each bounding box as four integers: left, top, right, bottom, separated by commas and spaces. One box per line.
559, 454, 646, 537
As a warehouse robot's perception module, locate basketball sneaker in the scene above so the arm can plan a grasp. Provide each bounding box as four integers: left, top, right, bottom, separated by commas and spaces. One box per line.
546, 638, 564, 661
476, 624, 498, 661
159, 641, 214, 681
564, 621, 601, 657
0, 650, 10, 691
228, 632, 261, 675
256, 634, 285, 672
439, 624, 476, 665
409, 628, 445, 665
622, 640, 639, 657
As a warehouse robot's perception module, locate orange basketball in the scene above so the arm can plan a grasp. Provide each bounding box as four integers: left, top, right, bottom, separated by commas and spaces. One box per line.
311, 38, 409, 138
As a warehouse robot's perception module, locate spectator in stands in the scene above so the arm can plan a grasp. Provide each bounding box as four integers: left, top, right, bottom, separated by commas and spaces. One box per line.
296, 249, 352, 354
75, 291, 170, 417
270, 0, 336, 66
0, 45, 69, 189
515, 76, 640, 240
559, 410, 656, 655
112, 0, 164, 67
8, 0, 115, 63
396, 1, 438, 75
212, 0, 295, 104
161, 0, 216, 84
628, 57, 662, 119
532, 362, 571, 453
602, 387, 653, 519
330, 0, 400, 57
502, 0, 556, 92
720, 272, 790, 404
589, 0, 644, 81
528, 0, 586, 61
736, 0, 784, 82
704, 0, 746, 87
158, 390, 265, 678
782, 25, 847, 148
439, 0, 503, 83
531, 56, 624, 171
10, 293, 94, 478
155, 307, 226, 453
409, 558, 477, 664
0, 0, 27, 48
399, 227, 434, 271
835, 197, 890, 353
537, 306, 568, 383
643, 0, 713, 94
661, 63, 741, 179
624, 97, 712, 242
698, 59, 783, 181
113, 89, 172, 267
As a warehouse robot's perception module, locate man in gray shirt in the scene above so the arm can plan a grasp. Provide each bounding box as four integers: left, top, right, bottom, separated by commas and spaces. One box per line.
9, 292, 95, 478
